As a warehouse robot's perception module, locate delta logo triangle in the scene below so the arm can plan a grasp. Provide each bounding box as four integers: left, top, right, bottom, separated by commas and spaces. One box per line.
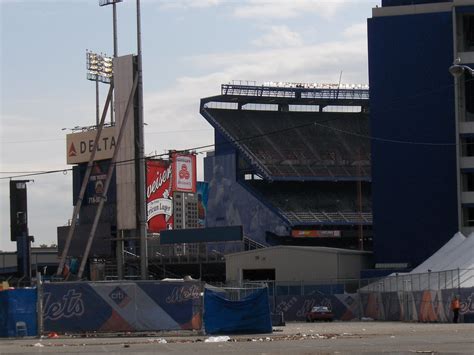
68, 143, 77, 157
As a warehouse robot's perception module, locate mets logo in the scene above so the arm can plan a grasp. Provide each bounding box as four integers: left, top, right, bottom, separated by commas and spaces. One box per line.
178, 164, 190, 180
109, 287, 131, 308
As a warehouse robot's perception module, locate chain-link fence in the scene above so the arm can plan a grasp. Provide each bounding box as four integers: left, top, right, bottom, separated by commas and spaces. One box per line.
206, 282, 268, 301
241, 268, 471, 298
358, 268, 468, 293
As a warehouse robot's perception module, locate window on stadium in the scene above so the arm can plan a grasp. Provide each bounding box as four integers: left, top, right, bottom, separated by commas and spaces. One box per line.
289, 105, 319, 112
461, 136, 474, 156
322, 105, 362, 113
462, 15, 474, 52
242, 103, 278, 111
462, 172, 474, 191
462, 206, 474, 227
204, 102, 238, 110
465, 72, 474, 120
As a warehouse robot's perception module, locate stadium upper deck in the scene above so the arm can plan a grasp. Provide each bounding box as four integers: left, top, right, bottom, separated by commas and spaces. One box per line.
201, 82, 370, 181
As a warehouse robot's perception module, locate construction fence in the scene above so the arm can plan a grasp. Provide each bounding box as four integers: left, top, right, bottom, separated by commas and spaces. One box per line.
1, 269, 473, 337
266, 269, 473, 323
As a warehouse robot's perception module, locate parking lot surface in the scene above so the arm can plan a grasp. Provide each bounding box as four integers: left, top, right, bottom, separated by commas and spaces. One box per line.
0, 322, 473, 354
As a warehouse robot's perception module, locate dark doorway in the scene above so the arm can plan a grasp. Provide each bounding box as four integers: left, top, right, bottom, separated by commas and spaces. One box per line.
242, 268, 275, 281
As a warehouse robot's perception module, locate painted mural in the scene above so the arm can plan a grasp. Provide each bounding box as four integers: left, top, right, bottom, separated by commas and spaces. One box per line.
204, 152, 289, 245
272, 287, 474, 323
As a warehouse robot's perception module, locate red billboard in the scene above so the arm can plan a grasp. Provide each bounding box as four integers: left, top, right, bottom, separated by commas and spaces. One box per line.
146, 159, 173, 233
172, 152, 197, 193
291, 230, 341, 238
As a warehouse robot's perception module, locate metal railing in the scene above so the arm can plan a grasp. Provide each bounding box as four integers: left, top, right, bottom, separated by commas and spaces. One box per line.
221, 83, 370, 101
225, 269, 473, 299
206, 281, 268, 301
148, 238, 266, 265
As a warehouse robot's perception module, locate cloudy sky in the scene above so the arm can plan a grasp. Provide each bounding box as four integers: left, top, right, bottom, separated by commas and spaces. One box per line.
0, 0, 378, 251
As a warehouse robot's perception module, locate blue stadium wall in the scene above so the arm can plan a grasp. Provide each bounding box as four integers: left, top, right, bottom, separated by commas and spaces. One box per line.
204, 151, 289, 245
382, 0, 447, 6
368, 9, 458, 267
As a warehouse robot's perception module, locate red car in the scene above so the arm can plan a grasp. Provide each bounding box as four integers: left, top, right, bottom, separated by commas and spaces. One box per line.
306, 306, 334, 322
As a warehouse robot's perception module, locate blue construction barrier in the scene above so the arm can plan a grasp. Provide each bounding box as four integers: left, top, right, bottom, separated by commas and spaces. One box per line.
0, 288, 37, 337
204, 287, 272, 334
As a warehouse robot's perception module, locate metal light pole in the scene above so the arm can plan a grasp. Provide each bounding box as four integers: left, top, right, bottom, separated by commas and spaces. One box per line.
136, 0, 148, 280
99, 0, 122, 278
99, 0, 122, 122
449, 64, 474, 77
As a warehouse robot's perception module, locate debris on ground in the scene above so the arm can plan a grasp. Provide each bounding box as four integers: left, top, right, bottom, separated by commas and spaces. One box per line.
204, 336, 231, 343
47, 332, 59, 339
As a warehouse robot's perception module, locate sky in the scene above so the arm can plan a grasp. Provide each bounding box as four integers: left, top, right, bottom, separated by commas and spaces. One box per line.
0, 0, 379, 251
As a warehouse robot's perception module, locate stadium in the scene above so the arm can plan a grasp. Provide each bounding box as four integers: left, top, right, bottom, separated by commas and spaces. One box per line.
200, 81, 372, 251
2, 1, 474, 339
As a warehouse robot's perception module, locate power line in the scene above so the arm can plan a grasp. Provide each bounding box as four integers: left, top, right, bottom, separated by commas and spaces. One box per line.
0, 111, 463, 181
1, 129, 213, 145
2, 75, 471, 180
0, 118, 333, 180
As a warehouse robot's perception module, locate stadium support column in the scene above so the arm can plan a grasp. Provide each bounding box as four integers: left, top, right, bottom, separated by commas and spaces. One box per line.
136, 0, 148, 279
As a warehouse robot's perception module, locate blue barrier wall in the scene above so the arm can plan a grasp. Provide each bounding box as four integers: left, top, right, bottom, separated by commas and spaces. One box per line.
0, 289, 37, 337
43, 281, 202, 333
204, 288, 272, 334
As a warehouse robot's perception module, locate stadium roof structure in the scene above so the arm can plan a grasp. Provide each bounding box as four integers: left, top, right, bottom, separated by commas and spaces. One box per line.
205, 81, 370, 109
200, 82, 371, 182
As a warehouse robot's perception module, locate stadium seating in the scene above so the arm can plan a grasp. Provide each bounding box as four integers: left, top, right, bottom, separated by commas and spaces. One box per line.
247, 180, 372, 224
206, 108, 370, 179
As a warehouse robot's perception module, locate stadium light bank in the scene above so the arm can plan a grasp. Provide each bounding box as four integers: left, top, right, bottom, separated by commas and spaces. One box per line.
449, 63, 474, 78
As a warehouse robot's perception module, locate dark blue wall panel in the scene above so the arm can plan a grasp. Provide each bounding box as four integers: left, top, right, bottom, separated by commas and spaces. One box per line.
368, 12, 458, 267
382, 0, 449, 6
214, 130, 236, 156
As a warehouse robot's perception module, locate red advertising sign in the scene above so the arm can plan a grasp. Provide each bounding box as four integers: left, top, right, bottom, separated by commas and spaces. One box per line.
172, 153, 197, 193
146, 159, 173, 233
291, 230, 341, 238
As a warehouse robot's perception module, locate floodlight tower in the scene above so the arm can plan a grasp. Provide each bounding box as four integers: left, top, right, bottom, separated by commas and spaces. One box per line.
86, 51, 113, 126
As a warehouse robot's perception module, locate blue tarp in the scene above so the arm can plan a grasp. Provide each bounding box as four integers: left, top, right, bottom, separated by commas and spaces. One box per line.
0, 289, 37, 337
204, 288, 272, 334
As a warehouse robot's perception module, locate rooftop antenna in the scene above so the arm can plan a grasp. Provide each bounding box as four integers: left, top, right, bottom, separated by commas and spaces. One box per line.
335, 70, 343, 100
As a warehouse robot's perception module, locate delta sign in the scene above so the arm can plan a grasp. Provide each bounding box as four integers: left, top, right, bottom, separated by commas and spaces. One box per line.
66, 127, 117, 164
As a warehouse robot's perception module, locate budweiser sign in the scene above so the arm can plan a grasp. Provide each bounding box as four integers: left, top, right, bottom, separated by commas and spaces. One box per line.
146, 159, 173, 233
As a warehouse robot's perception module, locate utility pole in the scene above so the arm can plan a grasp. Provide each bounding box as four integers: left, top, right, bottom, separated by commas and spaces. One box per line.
136, 0, 148, 279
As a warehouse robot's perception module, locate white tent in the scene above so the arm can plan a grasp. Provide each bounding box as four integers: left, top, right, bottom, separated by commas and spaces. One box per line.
361, 232, 474, 292
408, 232, 474, 289
410, 232, 465, 274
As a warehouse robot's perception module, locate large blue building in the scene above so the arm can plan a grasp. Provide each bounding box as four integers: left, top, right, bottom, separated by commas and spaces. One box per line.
368, 0, 474, 267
